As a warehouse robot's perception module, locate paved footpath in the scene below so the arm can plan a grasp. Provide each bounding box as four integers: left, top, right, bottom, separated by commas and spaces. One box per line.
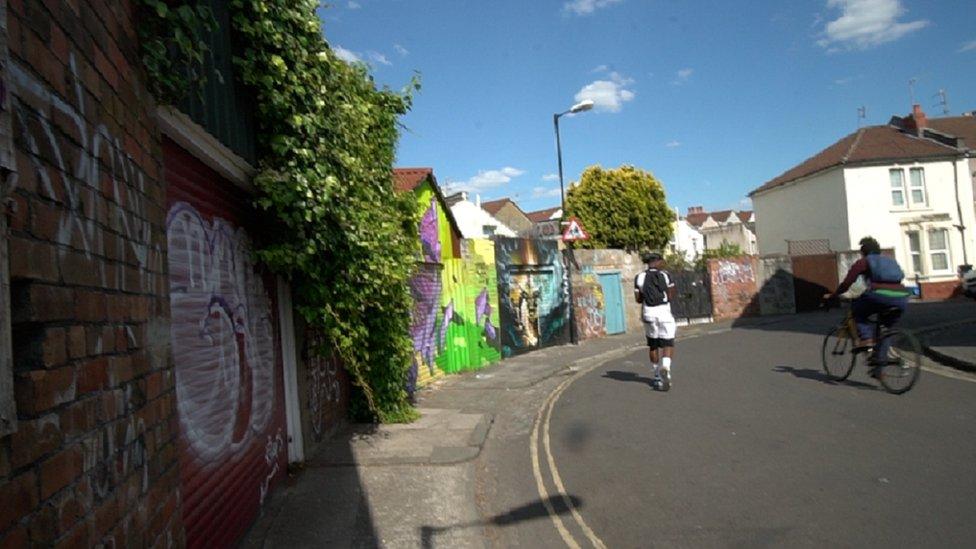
243, 301, 976, 548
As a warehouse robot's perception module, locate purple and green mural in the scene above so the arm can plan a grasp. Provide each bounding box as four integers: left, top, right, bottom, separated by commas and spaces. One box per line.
407, 183, 501, 393
494, 237, 570, 357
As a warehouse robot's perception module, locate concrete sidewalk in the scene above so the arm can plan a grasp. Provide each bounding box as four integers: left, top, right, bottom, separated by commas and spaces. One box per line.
922, 321, 976, 372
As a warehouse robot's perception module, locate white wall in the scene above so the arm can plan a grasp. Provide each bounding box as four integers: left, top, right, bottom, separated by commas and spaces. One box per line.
671, 219, 704, 261
752, 168, 851, 255
844, 158, 976, 281
702, 223, 756, 254
450, 199, 517, 239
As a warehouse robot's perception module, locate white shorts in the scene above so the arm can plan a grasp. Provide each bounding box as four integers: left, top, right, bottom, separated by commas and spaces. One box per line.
642, 305, 676, 341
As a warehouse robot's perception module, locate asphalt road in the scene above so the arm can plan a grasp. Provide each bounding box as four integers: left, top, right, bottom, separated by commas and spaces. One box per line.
544, 314, 976, 548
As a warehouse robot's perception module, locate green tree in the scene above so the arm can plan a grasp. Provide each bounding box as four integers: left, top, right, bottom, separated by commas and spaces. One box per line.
565, 165, 673, 251
695, 241, 743, 270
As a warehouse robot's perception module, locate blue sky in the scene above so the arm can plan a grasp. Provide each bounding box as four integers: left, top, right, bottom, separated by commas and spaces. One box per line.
318, 0, 976, 215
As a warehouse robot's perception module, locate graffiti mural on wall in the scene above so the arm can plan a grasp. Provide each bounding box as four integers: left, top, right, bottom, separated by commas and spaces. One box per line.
495, 238, 569, 356
166, 201, 284, 485
303, 329, 344, 442
574, 268, 606, 340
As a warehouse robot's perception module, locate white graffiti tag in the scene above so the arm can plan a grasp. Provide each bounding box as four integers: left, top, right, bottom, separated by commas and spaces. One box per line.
167, 202, 277, 464
715, 260, 755, 285
306, 331, 341, 441
259, 429, 284, 505
11, 54, 161, 293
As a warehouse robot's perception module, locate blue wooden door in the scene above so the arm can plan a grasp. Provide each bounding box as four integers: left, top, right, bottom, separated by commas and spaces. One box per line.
598, 272, 626, 335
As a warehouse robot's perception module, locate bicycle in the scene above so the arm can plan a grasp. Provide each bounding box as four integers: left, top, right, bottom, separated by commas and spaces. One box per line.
821, 300, 921, 394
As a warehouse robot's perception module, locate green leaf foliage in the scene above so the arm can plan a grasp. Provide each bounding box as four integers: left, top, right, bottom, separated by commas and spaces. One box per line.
565, 165, 674, 252
226, 0, 422, 423
135, 0, 216, 103
696, 241, 743, 270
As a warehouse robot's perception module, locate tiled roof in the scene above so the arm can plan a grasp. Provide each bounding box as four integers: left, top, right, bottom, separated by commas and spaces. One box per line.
736, 211, 753, 223
526, 207, 561, 223
686, 212, 708, 227
710, 210, 732, 223
750, 125, 961, 196
481, 198, 514, 215
927, 115, 976, 150
393, 167, 434, 192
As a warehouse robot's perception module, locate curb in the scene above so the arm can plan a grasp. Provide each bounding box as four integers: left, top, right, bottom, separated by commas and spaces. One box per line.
915, 319, 976, 373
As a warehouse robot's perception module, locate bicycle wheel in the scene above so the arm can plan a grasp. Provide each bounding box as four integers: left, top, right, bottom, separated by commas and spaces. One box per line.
876, 330, 921, 394
822, 324, 856, 381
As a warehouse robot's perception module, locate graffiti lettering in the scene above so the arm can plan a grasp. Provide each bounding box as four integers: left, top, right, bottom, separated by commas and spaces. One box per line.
305, 330, 342, 441
259, 429, 284, 505
11, 55, 162, 293
715, 260, 755, 285
167, 202, 277, 464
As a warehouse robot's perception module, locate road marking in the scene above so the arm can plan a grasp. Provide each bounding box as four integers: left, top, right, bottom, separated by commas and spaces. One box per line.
529, 382, 580, 548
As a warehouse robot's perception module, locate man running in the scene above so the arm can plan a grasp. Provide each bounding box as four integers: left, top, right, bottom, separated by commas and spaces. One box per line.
634, 252, 677, 391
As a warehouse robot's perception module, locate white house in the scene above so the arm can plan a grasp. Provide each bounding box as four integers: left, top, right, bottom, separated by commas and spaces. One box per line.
445, 192, 517, 239
685, 207, 757, 255
669, 212, 705, 262
750, 106, 976, 298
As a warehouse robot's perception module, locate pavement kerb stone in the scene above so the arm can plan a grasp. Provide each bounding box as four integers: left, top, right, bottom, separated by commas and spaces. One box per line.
915, 319, 976, 373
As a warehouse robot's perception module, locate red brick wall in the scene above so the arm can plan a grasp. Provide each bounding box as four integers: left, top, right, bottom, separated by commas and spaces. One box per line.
920, 279, 962, 300
1, 1, 183, 547
708, 257, 761, 321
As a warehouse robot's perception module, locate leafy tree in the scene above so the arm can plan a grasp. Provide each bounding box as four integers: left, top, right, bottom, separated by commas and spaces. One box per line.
565, 165, 673, 251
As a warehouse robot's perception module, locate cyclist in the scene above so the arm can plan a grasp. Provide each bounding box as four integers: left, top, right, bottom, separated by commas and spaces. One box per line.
634, 252, 676, 391
823, 236, 912, 373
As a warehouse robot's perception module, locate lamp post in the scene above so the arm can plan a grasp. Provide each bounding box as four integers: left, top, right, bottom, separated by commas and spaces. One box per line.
553, 99, 593, 345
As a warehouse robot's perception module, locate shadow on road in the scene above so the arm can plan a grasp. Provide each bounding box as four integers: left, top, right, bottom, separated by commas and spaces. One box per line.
602, 370, 655, 385
773, 365, 878, 391
419, 495, 583, 549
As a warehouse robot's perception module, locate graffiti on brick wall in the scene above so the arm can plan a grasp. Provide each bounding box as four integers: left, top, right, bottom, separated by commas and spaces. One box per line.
166, 202, 279, 469
715, 260, 755, 285
11, 54, 162, 294
409, 262, 442, 392
495, 238, 569, 356
304, 329, 343, 442
259, 428, 284, 505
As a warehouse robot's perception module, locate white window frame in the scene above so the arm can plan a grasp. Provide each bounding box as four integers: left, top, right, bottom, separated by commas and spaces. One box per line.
927, 228, 952, 274
908, 167, 927, 207
905, 230, 923, 275
889, 168, 906, 207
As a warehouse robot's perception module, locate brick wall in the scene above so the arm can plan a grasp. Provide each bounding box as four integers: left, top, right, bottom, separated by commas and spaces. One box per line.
1, 0, 182, 546
708, 257, 760, 321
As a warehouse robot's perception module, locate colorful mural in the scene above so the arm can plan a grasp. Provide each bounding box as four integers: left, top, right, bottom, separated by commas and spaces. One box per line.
574, 267, 606, 340
407, 182, 501, 392
495, 237, 570, 356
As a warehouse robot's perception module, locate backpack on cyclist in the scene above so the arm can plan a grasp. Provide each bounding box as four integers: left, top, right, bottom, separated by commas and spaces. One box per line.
865, 254, 904, 283
641, 269, 669, 307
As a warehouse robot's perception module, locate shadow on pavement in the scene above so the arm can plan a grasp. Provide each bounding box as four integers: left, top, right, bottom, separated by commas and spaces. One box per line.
419, 495, 583, 549
602, 370, 655, 385
773, 365, 878, 391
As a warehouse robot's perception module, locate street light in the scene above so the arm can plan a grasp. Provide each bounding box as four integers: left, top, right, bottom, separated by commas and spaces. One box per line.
553, 99, 593, 345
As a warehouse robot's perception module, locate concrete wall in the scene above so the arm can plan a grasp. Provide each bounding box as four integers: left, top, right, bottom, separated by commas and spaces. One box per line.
757, 256, 796, 315
843, 160, 976, 283
493, 203, 533, 235
570, 249, 643, 338
1, 1, 184, 545
753, 168, 851, 255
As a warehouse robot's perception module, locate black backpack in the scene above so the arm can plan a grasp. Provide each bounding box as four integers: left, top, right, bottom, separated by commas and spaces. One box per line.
640, 269, 669, 307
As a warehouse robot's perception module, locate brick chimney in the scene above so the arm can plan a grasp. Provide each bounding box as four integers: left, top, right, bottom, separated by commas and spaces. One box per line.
688, 206, 704, 215
904, 104, 928, 135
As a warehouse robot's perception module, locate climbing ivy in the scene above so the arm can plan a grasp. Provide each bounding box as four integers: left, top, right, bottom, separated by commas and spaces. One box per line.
228, 0, 421, 422
134, 0, 216, 103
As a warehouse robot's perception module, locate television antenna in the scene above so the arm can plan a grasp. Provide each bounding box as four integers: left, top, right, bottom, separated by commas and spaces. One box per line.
933, 89, 949, 115
857, 106, 866, 128
908, 78, 918, 105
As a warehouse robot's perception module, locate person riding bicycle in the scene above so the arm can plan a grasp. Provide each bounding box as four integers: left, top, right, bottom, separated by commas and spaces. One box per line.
823, 236, 912, 371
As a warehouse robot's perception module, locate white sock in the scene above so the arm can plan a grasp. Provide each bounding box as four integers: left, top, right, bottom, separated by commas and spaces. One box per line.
651, 361, 660, 377
661, 357, 672, 372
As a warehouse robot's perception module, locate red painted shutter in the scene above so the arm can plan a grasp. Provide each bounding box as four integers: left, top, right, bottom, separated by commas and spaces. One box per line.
163, 138, 288, 547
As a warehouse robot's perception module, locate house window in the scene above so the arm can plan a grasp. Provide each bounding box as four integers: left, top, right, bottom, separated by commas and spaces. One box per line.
889, 169, 906, 207
482, 225, 496, 237
909, 168, 927, 206
928, 229, 950, 272
906, 231, 922, 273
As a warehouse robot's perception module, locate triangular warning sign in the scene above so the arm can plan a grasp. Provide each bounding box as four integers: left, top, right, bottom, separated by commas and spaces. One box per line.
561, 217, 590, 241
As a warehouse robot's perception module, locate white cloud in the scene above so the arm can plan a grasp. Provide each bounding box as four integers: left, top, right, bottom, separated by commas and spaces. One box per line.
394, 44, 410, 57
446, 167, 526, 193
671, 68, 693, 85
542, 173, 560, 182
563, 0, 623, 16
591, 64, 610, 73
959, 40, 976, 53
347, 1, 361, 9
817, 0, 929, 51
665, 140, 681, 148
368, 51, 392, 66
532, 187, 563, 199
333, 46, 362, 64
574, 71, 635, 113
